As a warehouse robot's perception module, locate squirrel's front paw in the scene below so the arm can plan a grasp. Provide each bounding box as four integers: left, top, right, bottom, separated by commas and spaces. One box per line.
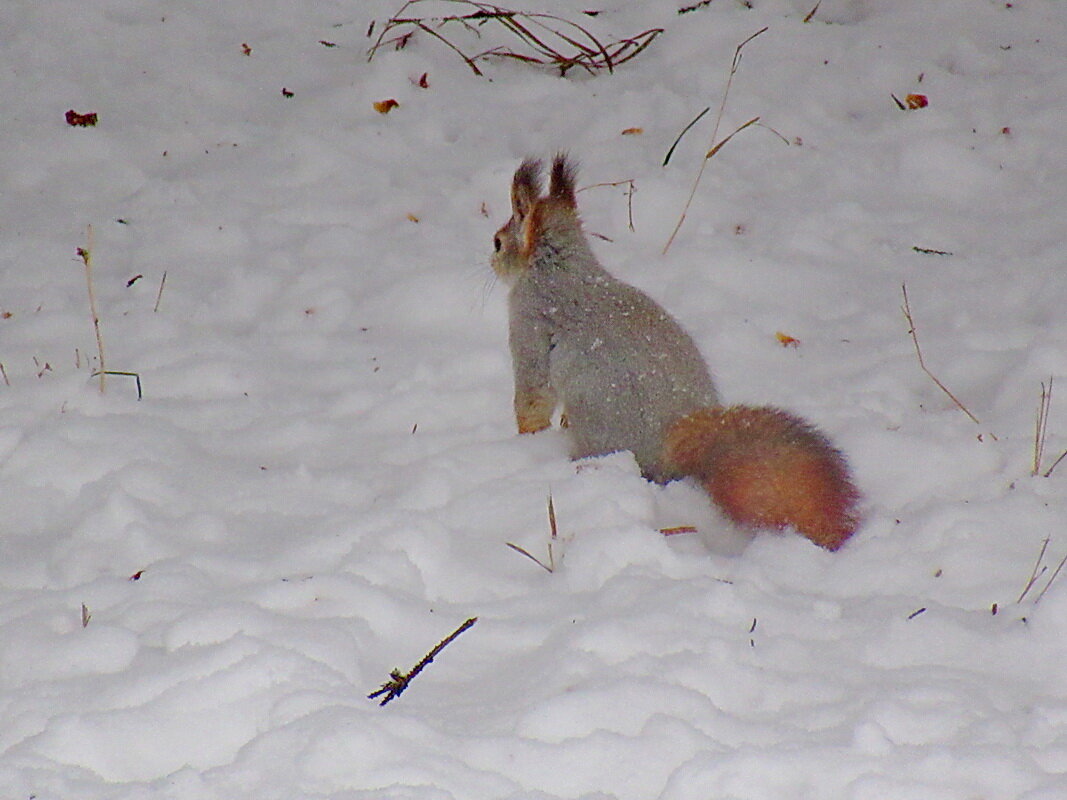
517, 414, 552, 434
515, 389, 555, 434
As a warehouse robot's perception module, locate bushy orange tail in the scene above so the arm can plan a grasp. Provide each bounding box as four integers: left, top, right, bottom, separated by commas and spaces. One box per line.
663, 406, 861, 550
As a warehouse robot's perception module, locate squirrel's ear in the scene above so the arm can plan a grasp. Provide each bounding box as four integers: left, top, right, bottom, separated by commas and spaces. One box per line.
549, 153, 578, 208
511, 158, 543, 220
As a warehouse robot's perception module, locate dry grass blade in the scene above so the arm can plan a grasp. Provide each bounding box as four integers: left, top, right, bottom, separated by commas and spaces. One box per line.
1018, 536, 1067, 605
1033, 377, 1066, 477
1043, 450, 1067, 478
663, 106, 709, 166
900, 283, 983, 428
704, 116, 761, 158
1035, 552, 1067, 603
506, 493, 558, 573
1035, 377, 1052, 475
505, 541, 553, 573
367, 1, 662, 77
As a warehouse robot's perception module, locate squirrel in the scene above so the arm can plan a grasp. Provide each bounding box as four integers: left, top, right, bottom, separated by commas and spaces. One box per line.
491, 155, 861, 551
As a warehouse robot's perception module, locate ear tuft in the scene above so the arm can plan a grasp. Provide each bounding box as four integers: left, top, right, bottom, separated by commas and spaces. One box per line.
511, 158, 543, 219
549, 153, 578, 207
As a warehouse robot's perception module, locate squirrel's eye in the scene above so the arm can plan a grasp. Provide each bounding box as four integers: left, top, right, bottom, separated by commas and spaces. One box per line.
493, 235, 502, 252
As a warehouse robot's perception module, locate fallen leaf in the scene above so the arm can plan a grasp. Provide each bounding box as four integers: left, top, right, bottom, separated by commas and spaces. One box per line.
905, 93, 928, 109
281, 87, 294, 98
406, 213, 420, 223
418, 72, 429, 88
241, 42, 252, 56
319, 40, 338, 48
776, 331, 801, 348
374, 98, 399, 114
621, 127, 643, 135
65, 109, 98, 127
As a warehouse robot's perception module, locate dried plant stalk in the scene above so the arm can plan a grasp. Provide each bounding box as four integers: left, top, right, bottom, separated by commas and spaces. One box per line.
900, 283, 981, 427
1033, 377, 1067, 477
77, 226, 106, 393
368, 1, 662, 77
663, 27, 769, 254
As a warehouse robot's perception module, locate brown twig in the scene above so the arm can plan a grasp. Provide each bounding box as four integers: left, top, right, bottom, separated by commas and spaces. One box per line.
367, 1, 661, 77
900, 283, 981, 426
154, 271, 168, 313
368, 617, 478, 706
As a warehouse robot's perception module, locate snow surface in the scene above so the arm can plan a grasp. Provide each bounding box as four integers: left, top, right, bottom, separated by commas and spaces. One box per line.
2, 0, 1067, 797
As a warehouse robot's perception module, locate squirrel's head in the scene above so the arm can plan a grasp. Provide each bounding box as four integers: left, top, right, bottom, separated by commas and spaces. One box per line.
491, 154, 581, 284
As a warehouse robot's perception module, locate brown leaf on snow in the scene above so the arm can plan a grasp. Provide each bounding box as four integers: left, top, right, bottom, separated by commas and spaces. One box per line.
65, 109, 98, 127
621, 127, 643, 135
374, 99, 399, 114
905, 93, 928, 109
776, 331, 801, 348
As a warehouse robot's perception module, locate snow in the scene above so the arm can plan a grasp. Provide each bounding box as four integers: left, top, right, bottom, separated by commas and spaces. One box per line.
2, 0, 1067, 797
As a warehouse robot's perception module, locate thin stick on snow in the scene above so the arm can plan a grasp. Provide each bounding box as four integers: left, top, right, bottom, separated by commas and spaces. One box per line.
1018, 536, 1050, 603
154, 270, 168, 313
663, 26, 768, 255
77, 226, 106, 393
368, 617, 478, 706
1043, 450, 1067, 478
1018, 536, 1067, 605
1034, 552, 1067, 604
579, 180, 637, 232
900, 283, 981, 427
